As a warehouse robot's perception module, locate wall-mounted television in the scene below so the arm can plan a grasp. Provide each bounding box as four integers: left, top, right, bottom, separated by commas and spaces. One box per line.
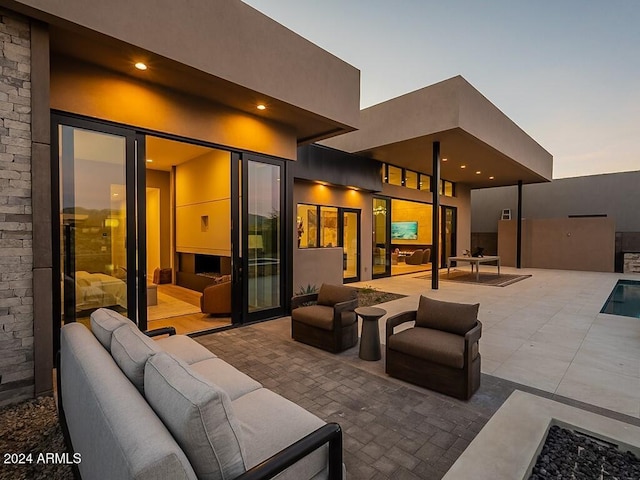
391, 221, 418, 240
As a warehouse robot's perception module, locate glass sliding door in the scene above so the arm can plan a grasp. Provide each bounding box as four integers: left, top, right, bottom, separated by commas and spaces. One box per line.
372, 197, 390, 277
54, 118, 141, 329
441, 206, 457, 266
244, 158, 284, 320
342, 209, 360, 282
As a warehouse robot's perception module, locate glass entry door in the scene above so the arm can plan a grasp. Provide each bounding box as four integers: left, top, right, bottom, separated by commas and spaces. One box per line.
242, 157, 285, 321
441, 206, 457, 267
372, 197, 390, 278
342, 209, 360, 282
54, 116, 143, 330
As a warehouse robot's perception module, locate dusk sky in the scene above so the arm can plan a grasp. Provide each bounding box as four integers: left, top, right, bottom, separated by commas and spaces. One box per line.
243, 0, 639, 179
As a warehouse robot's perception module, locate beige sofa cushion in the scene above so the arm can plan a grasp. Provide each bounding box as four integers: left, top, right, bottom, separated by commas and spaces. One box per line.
155, 335, 217, 364
90, 308, 134, 351
110, 324, 160, 394
145, 352, 247, 480
190, 358, 262, 401
388, 327, 478, 369
317, 283, 356, 306
415, 295, 479, 335
232, 388, 327, 480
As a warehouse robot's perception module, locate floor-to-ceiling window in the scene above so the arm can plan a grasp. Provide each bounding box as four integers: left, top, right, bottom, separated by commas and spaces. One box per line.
53, 115, 290, 340
342, 209, 360, 281
55, 118, 139, 330
297, 203, 361, 283
372, 197, 390, 277
390, 199, 433, 276
371, 196, 457, 278
245, 159, 283, 318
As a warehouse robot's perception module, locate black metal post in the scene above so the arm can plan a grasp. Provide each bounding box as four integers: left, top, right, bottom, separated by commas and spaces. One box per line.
516, 180, 523, 268
431, 141, 440, 289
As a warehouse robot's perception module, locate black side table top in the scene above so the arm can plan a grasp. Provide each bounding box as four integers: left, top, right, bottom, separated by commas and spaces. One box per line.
355, 306, 386, 319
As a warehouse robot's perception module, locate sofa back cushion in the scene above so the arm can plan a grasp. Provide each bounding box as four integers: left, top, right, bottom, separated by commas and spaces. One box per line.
415, 295, 479, 335
90, 308, 135, 351
111, 324, 160, 394
317, 283, 357, 307
145, 352, 247, 480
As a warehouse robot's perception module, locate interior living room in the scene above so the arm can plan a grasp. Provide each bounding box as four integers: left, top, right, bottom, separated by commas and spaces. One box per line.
144, 136, 233, 334
388, 199, 434, 276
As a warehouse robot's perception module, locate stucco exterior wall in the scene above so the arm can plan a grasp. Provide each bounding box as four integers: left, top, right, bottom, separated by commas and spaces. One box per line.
9, 0, 360, 130
0, 10, 33, 406
293, 182, 373, 290
472, 171, 640, 233
50, 58, 298, 160
498, 218, 615, 272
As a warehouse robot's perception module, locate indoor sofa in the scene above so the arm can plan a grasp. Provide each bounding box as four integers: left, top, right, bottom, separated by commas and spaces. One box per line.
58, 308, 344, 480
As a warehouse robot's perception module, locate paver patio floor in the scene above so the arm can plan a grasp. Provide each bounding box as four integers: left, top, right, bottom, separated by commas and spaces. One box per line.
196, 311, 640, 480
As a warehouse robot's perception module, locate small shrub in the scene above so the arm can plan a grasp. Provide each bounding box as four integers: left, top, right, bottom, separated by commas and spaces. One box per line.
359, 284, 377, 294
296, 284, 318, 296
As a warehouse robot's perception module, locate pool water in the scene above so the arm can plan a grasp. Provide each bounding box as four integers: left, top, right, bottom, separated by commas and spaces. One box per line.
600, 280, 640, 318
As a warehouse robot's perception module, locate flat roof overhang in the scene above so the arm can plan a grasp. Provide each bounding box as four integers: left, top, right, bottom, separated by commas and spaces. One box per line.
322, 76, 553, 188
4, 0, 360, 143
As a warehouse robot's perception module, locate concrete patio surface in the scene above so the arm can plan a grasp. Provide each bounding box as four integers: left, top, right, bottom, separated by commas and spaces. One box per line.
350, 267, 640, 418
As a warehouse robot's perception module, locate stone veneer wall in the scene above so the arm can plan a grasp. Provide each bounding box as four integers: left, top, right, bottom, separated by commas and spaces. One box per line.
0, 11, 33, 406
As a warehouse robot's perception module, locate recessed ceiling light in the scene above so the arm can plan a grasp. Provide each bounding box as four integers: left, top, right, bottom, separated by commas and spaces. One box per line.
134, 62, 147, 71
489, 176, 495, 180
442, 158, 448, 162
113, 193, 119, 197
475, 171, 481, 175
460, 165, 466, 169
146, 159, 153, 163
257, 104, 266, 110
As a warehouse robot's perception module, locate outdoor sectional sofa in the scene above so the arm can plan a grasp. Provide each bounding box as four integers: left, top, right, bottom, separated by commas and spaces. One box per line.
58, 308, 344, 480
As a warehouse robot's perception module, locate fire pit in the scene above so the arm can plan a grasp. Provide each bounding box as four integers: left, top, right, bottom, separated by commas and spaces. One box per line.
529, 425, 640, 479
442, 391, 640, 480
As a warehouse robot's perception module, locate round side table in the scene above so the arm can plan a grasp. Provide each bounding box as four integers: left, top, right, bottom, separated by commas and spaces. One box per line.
355, 306, 386, 361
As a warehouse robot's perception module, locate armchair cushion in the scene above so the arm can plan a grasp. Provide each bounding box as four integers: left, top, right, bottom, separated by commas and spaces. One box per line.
317, 283, 357, 307
388, 327, 478, 369
292, 305, 356, 331
415, 295, 479, 336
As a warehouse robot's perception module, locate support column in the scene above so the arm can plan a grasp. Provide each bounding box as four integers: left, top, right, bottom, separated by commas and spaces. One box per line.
516, 180, 523, 269
431, 142, 440, 289
31, 21, 52, 397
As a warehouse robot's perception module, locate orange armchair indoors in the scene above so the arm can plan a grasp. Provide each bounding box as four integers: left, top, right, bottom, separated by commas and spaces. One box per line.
200, 276, 232, 315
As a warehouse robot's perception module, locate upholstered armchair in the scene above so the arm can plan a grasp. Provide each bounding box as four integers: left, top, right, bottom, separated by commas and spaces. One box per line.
420, 248, 432, 265
405, 249, 424, 265
200, 276, 231, 315
385, 295, 482, 400
291, 283, 359, 353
